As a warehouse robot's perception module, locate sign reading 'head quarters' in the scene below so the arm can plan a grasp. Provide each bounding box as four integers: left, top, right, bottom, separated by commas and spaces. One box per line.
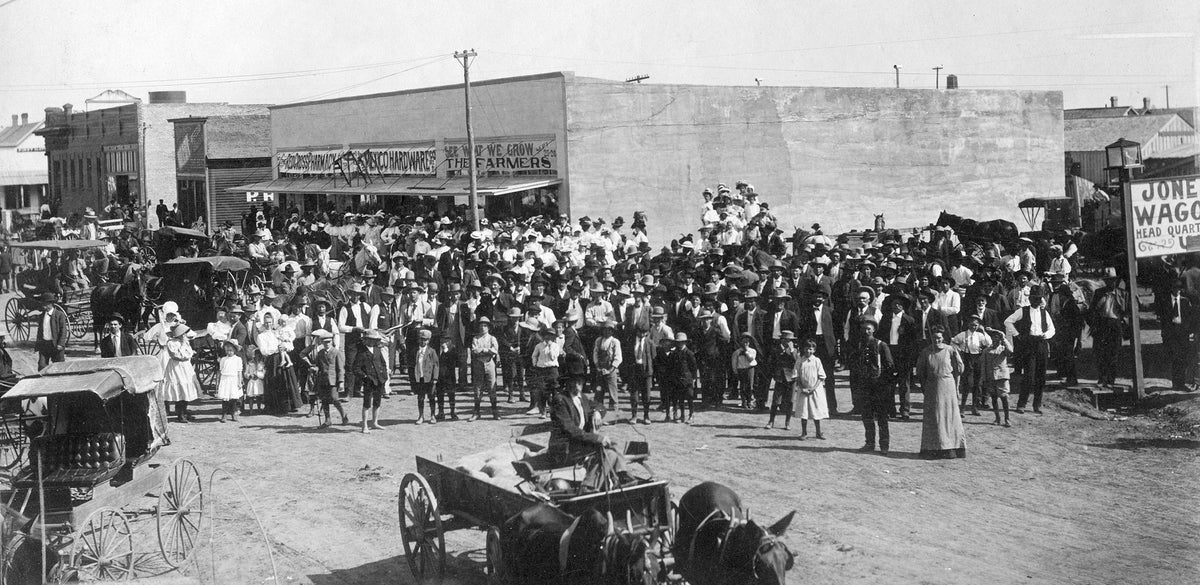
1130, 174, 1200, 258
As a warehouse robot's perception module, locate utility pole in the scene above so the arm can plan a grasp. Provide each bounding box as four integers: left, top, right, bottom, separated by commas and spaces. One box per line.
933, 65, 943, 89
1164, 85, 1170, 108
893, 65, 902, 88
455, 49, 480, 231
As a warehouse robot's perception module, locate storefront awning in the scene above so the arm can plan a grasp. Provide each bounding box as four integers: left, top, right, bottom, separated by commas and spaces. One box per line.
229, 175, 560, 197
0, 169, 48, 186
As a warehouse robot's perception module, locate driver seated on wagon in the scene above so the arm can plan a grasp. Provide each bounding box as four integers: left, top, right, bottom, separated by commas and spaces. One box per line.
547, 355, 634, 490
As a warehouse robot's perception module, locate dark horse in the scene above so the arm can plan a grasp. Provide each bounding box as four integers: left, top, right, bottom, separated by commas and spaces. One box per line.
494, 503, 656, 585
674, 481, 796, 585
91, 264, 155, 343
937, 211, 1019, 247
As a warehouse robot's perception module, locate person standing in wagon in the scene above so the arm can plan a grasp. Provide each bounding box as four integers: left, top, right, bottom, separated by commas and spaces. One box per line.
162, 323, 201, 423
216, 339, 244, 423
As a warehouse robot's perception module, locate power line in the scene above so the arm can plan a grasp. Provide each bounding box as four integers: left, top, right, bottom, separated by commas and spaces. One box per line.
0, 54, 448, 92
288, 56, 450, 103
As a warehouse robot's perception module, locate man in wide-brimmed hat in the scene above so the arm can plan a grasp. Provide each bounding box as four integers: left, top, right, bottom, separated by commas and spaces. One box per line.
34, 292, 68, 368
1089, 267, 1127, 388
338, 281, 380, 400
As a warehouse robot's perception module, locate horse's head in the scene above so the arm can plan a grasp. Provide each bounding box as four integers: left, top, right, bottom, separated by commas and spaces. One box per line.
719, 510, 796, 585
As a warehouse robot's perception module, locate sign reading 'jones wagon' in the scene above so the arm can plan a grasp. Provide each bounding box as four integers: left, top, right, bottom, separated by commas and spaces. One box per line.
1130, 174, 1200, 258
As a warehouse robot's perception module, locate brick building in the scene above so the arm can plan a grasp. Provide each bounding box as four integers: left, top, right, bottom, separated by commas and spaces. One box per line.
36, 91, 269, 223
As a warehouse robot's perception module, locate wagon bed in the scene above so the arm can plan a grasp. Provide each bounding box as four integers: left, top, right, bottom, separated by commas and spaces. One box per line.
400, 442, 674, 584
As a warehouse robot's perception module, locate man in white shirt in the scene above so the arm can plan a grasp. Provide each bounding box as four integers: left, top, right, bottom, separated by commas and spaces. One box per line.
933, 277, 962, 331
1004, 291, 1055, 414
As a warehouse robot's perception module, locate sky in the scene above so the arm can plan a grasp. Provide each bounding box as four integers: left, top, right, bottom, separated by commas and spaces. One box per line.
0, 0, 1197, 120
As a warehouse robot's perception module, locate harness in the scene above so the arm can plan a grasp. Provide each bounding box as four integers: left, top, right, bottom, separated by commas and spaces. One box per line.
687, 509, 787, 582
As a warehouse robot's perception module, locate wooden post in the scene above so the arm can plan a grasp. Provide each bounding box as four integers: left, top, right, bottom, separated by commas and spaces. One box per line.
1121, 176, 1146, 400
455, 50, 480, 232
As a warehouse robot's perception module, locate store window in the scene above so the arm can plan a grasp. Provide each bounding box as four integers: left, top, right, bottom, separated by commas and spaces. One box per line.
3, 186, 28, 209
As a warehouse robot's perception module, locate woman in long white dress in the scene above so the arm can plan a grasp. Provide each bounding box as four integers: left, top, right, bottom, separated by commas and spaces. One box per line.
161, 323, 201, 423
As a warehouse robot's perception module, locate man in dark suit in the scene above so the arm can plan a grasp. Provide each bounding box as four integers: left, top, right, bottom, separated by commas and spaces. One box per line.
962, 295, 1001, 332
549, 360, 631, 489
757, 289, 800, 409
877, 294, 918, 419
913, 289, 947, 350
798, 290, 839, 414
99, 314, 139, 358
434, 283, 473, 420
1156, 278, 1196, 390
34, 292, 69, 369
622, 324, 656, 424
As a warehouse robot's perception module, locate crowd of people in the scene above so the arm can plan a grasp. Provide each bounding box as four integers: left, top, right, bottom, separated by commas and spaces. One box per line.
20, 178, 1198, 458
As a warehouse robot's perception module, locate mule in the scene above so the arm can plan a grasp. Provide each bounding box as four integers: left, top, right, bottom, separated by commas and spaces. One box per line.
674, 481, 796, 585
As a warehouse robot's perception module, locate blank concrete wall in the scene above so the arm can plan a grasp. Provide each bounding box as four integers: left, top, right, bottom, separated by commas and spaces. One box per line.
564, 79, 1063, 246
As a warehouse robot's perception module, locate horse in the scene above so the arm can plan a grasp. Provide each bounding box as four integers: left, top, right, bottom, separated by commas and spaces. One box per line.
874, 213, 886, 232
674, 481, 796, 585
937, 210, 1018, 247
91, 263, 154, 342
495, 503, 656, 585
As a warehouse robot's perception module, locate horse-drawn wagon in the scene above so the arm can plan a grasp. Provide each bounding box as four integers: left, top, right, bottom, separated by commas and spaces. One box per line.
5, 240, 109, 344
400, 439, 676, 584
0, 356, 203, 583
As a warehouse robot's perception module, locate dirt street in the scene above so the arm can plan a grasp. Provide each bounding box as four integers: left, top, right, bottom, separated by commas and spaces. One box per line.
6, 340, 1199, 585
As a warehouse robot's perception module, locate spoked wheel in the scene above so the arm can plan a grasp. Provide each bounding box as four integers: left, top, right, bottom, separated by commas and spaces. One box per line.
0, 416, 26, 471
69, 310, 92, 339
399, 472, 445, 584
157, 458, 204, 569
485, 527, 506, 585
4, 298, 28, 341
193, 352, 218, 394
69, 507, 135, 581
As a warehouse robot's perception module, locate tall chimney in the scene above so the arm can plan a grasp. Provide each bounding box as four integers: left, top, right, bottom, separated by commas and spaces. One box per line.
1110, 96, 1118, 108
1143, 97, 1151, 110
20, 113, 27, 125
10, 115, 16, 127
63, 103, 73, 116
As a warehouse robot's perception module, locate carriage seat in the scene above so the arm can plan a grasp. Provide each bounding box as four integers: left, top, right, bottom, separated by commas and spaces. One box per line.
13, 433, 127, 489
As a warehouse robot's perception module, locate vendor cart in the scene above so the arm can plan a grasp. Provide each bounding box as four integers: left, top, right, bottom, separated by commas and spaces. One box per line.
0, 356, 204, 583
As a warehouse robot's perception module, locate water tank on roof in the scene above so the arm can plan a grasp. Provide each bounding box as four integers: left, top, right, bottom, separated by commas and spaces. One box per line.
946, 74, 958, 90
148, 91, 187, 104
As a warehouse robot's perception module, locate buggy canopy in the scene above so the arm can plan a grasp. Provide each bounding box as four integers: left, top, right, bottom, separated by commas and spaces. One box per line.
9, 239, 109, 250
164, 255, 251, 271
3, 355, 164, 401
157, 226, 210, 240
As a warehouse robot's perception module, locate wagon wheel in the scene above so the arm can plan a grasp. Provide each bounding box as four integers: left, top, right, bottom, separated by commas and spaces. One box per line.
0, 416, 27, 471
157, 458, 204, 569
69, 507, 135, 581
70, 309, 93, 340
398, 472, 445, 584
5, 297, 29, 341
485, 526, 506, 584
194, 357, 218, 394
652, 501, 679, 582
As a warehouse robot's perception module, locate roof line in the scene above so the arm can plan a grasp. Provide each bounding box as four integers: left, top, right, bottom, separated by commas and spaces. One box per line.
270, 71, 571, 110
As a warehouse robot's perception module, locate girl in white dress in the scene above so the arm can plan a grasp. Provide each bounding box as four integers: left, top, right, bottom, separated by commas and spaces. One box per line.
161, 324, 201, 423
792, 339, 829, 440
243, 347, 266, 413
216, 340, 244, 422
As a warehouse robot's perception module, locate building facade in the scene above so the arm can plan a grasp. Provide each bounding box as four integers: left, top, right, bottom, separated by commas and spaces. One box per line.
235, 72, 1065, 244
0, 113, 48, 227
36, 92, 269, 219
170, 114, 273, 230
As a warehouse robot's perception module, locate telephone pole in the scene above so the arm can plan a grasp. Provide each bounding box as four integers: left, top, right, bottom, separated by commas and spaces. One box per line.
933, 65, 943, 89
455, 49, 480, 231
